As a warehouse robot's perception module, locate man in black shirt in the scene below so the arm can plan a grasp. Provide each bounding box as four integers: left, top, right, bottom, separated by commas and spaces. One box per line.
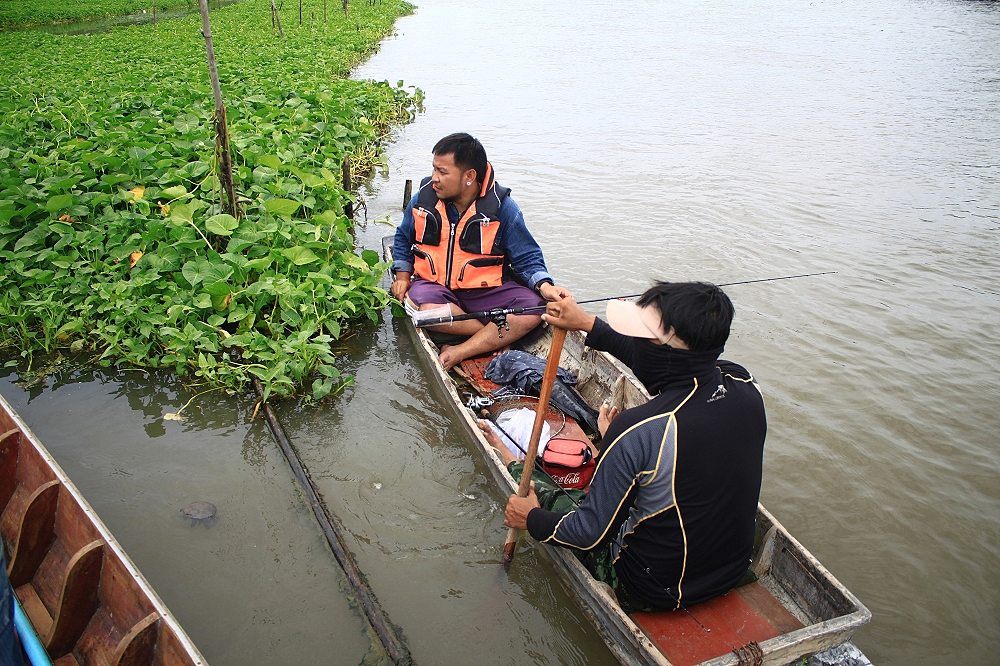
502, 281, 766, 611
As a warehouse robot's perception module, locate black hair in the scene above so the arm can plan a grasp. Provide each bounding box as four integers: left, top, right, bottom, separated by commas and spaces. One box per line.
637, 281, 734, 352
432, 132, 488, 184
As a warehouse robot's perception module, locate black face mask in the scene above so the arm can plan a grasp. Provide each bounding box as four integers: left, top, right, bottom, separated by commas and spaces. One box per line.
630, 339, 723, 394
631, 339, 680, 394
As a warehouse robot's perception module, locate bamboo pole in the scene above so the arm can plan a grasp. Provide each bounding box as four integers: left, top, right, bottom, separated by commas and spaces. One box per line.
342, 156, 353, 219
198, 0, 240, 218
252, 380, 413, 665
271, 0, 284, 37
402, 179, 412, 210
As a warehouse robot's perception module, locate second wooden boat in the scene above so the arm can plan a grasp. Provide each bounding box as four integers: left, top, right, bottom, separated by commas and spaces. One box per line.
0, 392, 206, 666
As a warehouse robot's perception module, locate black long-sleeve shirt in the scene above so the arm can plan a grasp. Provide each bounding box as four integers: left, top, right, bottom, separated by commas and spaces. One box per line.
526, 318, 766, 608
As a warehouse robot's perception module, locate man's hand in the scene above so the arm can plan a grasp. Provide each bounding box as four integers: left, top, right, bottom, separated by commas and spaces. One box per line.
390, 272, 412, 302
598, 403, 620, 438
542, 295, 596, 333
539, 281, 571, 302
504, 484, 540, 530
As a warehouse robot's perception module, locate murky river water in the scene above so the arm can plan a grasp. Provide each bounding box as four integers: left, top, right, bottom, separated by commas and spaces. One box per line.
2, 0, 998, 663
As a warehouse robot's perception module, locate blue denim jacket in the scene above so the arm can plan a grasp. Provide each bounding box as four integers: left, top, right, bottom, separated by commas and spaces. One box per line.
0, 550, 17, 666
391, 191, 554, 291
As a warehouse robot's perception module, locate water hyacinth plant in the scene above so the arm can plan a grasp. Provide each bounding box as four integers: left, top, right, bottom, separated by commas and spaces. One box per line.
0, 0, 420, 401
0, 0, 196, 29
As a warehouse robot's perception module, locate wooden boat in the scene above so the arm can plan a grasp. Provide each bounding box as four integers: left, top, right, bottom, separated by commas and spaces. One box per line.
0, 392, 206, 666
382, 237, 870, 665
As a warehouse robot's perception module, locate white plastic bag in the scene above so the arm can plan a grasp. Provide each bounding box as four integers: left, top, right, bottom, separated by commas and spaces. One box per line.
492, 407, 551, 460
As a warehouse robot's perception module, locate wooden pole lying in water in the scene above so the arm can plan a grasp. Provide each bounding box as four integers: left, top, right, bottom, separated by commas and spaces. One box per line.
252, 379, 413, 665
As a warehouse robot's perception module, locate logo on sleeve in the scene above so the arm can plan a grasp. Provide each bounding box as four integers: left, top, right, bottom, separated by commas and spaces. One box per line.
707, 384, 727, 403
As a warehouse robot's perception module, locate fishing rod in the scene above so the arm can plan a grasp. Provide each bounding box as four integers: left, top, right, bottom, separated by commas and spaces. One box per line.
410, 271, 837, 329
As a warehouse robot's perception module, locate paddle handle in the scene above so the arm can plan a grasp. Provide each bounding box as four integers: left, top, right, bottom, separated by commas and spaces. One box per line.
502, 326, 568, 569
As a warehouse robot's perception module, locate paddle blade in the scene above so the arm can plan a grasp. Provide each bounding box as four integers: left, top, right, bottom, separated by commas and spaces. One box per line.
501, 533, 518, 571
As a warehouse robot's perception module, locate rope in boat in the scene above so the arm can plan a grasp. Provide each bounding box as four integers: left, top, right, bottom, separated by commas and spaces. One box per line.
733, 641, 764, 665
252, 379, 414, 665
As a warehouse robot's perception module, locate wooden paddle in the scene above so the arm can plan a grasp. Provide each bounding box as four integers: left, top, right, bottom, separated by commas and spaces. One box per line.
501, 326, 568, 570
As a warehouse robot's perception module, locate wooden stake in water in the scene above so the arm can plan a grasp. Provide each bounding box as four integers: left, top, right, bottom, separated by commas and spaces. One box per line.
342, 156, 353, 218
502, 326, 567, 569
402, 179, 413, 210
271, 0, 284, 37
198, 0, 240, 219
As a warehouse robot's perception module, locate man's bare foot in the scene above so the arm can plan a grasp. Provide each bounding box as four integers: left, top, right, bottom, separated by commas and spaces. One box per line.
439, 344, 467, 371
477, 420, 518, 466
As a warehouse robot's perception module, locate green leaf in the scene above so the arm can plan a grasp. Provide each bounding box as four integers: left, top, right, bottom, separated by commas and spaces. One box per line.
202, 280, 231, 298
339, 251, 370, 271
289, 166, 324, 188
173, 114, 201, 133
206, 213, 239, 236
264, 198, 301, 217
181, 259, 233, 287
258, 155, 283, 170
281, 246, 320, 266
161, 185, 188, 198
45, 194, 74, 212
170, 202, 198, 224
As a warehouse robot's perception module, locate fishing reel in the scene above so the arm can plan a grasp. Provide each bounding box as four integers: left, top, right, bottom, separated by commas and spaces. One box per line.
464, 393, 495, 410
486, 308, 511, 338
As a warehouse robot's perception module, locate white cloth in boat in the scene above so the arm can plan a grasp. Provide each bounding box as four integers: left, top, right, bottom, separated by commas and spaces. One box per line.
486, 408, 551, 460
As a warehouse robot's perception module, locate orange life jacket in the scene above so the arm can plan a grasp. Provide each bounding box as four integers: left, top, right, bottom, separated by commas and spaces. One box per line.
411, 162, 509, 290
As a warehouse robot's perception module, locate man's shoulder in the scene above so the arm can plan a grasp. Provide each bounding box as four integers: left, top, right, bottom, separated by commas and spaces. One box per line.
717, 359, 756, 383
497, 192, 522, 219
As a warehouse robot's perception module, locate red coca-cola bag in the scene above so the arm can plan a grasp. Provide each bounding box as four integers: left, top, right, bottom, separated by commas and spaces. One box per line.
540, 438, 596, 490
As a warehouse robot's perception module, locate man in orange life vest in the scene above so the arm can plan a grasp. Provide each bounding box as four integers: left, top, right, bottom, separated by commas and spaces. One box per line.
390, 133, 567, 369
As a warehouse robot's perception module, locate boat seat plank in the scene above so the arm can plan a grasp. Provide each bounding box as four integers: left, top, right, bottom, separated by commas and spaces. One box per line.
45, 540, 105, 657
73, 555, 160, 664
14, 582, 52, 637
631, 581, 805, 666
53, 656, 82, 666
113, 612, 160, 666
5, 480, 59, 587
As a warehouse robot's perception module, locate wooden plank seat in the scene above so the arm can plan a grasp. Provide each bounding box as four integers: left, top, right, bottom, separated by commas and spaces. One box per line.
632, 581, 805, 666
